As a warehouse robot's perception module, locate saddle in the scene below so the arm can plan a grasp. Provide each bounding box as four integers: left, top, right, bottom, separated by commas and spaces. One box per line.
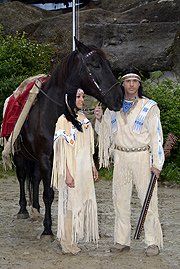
1, 75, 46, 138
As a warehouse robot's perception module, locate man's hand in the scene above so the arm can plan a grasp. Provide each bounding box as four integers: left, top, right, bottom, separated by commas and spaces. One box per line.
151, 166, 161, 179
94, 102, 103, 122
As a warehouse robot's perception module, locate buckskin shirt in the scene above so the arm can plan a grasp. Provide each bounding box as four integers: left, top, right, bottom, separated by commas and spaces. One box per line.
95, 96, 164, 248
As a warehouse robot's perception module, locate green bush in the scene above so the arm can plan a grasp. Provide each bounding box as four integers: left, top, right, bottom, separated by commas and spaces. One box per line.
143, 71, 180, 182
160, 162, 180, 184
0, 25, 56, 125
0, 25, 54, 78
142, 71, 180, 169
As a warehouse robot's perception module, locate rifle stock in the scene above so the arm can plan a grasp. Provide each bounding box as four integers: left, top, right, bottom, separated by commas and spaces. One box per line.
134, 132, 178, 240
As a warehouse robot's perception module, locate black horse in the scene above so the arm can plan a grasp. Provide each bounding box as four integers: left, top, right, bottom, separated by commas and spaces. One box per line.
13, 38, 123, 236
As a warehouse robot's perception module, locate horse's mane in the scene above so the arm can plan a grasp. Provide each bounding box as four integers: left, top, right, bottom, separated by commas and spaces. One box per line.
57, 51, 79, 88
43, 50, 78, 90
44, 44, 108, 91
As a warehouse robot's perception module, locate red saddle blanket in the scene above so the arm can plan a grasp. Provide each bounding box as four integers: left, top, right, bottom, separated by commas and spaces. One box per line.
1, 81, 36, 138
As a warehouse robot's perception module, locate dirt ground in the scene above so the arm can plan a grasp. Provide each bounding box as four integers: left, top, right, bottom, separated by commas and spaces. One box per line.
0, 175, 180, 269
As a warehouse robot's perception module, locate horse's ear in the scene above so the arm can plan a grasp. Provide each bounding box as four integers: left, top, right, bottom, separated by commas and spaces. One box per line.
96, 37, 103, 48
74, 37, 89, 54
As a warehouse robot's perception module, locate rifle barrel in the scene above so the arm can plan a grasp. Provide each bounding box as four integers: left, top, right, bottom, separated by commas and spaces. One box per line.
133, 132, 178, 240
134, 173, 156, 239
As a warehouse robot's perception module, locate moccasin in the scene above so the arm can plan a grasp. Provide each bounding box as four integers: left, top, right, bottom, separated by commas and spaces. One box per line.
62, 244, 81, 255
146, 245, 160, 257
110, 243, 130, 252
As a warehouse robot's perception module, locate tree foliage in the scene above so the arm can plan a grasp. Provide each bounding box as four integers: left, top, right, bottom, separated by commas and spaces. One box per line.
0, 24, 56, 124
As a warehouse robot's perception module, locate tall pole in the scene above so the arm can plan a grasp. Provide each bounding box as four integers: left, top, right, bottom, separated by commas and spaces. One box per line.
72, 0, 75, 51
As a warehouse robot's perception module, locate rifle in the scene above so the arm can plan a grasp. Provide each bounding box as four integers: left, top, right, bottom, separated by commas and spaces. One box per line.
134, 132, 179, 240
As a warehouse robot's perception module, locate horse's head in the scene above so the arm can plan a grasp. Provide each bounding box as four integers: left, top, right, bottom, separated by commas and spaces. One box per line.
42, 38, 123, 131
74, 38, 123, 111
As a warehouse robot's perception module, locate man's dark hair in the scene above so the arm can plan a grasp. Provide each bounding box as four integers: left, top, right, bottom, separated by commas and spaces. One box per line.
120, 68, 143, 98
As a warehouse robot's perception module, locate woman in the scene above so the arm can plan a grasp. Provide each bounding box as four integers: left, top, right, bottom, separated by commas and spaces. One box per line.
51, 88, 99, 255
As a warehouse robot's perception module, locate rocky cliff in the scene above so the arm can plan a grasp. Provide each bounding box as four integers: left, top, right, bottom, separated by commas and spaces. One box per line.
0, 0, 180, 78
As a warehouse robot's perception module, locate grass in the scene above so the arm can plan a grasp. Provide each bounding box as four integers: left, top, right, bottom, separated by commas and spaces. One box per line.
0, 163, 16, 178
98, 166, 113, 180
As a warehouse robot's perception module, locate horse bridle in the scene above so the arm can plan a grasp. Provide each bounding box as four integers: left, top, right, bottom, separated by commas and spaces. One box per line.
80, 50, 120, 99
35, 50, 119, 112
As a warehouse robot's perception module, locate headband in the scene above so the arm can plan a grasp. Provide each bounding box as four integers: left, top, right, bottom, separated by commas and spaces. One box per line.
122, 73, 141, 82
77, 88, 84, 94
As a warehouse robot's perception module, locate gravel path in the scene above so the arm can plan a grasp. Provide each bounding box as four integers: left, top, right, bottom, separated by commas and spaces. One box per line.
0, 175, 180, 268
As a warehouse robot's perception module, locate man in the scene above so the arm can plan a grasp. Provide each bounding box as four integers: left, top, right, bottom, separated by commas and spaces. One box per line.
94, 68, 164, 256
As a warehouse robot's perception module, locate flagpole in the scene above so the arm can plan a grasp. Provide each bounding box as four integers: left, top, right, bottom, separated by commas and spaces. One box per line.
72, 0, 75, 51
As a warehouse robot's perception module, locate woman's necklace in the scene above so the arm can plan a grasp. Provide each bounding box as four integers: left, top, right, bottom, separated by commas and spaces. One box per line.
123, 96, 138, 114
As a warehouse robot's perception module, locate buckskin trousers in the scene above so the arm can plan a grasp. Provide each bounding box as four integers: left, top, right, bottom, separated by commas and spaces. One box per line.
112, 150, 163, 248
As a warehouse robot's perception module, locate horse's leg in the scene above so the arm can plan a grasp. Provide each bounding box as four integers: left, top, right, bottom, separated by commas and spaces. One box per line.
14, 154, 30, 219
39, 156, 54, 236
31, 161, 43, 222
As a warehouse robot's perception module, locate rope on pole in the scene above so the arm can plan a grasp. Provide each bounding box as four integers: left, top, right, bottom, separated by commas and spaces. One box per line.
76, 0, 80, 40
73, 0, 80, 51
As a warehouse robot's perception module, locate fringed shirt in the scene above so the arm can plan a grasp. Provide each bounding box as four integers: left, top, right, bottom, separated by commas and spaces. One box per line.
95, 97, 165, 171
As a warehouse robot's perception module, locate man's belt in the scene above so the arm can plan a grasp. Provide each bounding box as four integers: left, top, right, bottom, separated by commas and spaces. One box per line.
115, 145, 150, 152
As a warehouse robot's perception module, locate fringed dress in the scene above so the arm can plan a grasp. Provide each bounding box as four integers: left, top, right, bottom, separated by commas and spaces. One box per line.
51, 112, 99, 246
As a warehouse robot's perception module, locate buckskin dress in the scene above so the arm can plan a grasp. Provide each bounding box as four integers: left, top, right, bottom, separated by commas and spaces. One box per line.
51, 112, 99, 252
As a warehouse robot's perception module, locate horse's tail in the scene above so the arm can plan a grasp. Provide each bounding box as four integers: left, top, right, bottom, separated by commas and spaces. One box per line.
24, 159, 34, 206
24, 160, 43, 221
26, 176, 33, 207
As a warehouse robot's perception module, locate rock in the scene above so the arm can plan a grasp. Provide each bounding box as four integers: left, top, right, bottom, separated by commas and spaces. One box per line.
82, 20, 179, 74
172, 31, 180, 79
0, 0, 180, 78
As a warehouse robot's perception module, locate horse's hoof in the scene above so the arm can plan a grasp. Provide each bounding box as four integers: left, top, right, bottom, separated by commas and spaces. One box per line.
40, 234, 54, 242
31, 207, 43, 222
17, 212, 30, 219
31, 215, 43, 222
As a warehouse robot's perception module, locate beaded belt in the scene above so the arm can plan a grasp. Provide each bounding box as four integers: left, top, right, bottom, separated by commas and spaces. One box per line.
115, 145, 150, 152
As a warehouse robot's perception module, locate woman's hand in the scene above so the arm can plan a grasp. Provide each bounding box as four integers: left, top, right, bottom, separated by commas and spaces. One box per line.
94, 102, 103, 122
66, 164, 75, 188
92, 166, 98, 181
65, 174, 75, 188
